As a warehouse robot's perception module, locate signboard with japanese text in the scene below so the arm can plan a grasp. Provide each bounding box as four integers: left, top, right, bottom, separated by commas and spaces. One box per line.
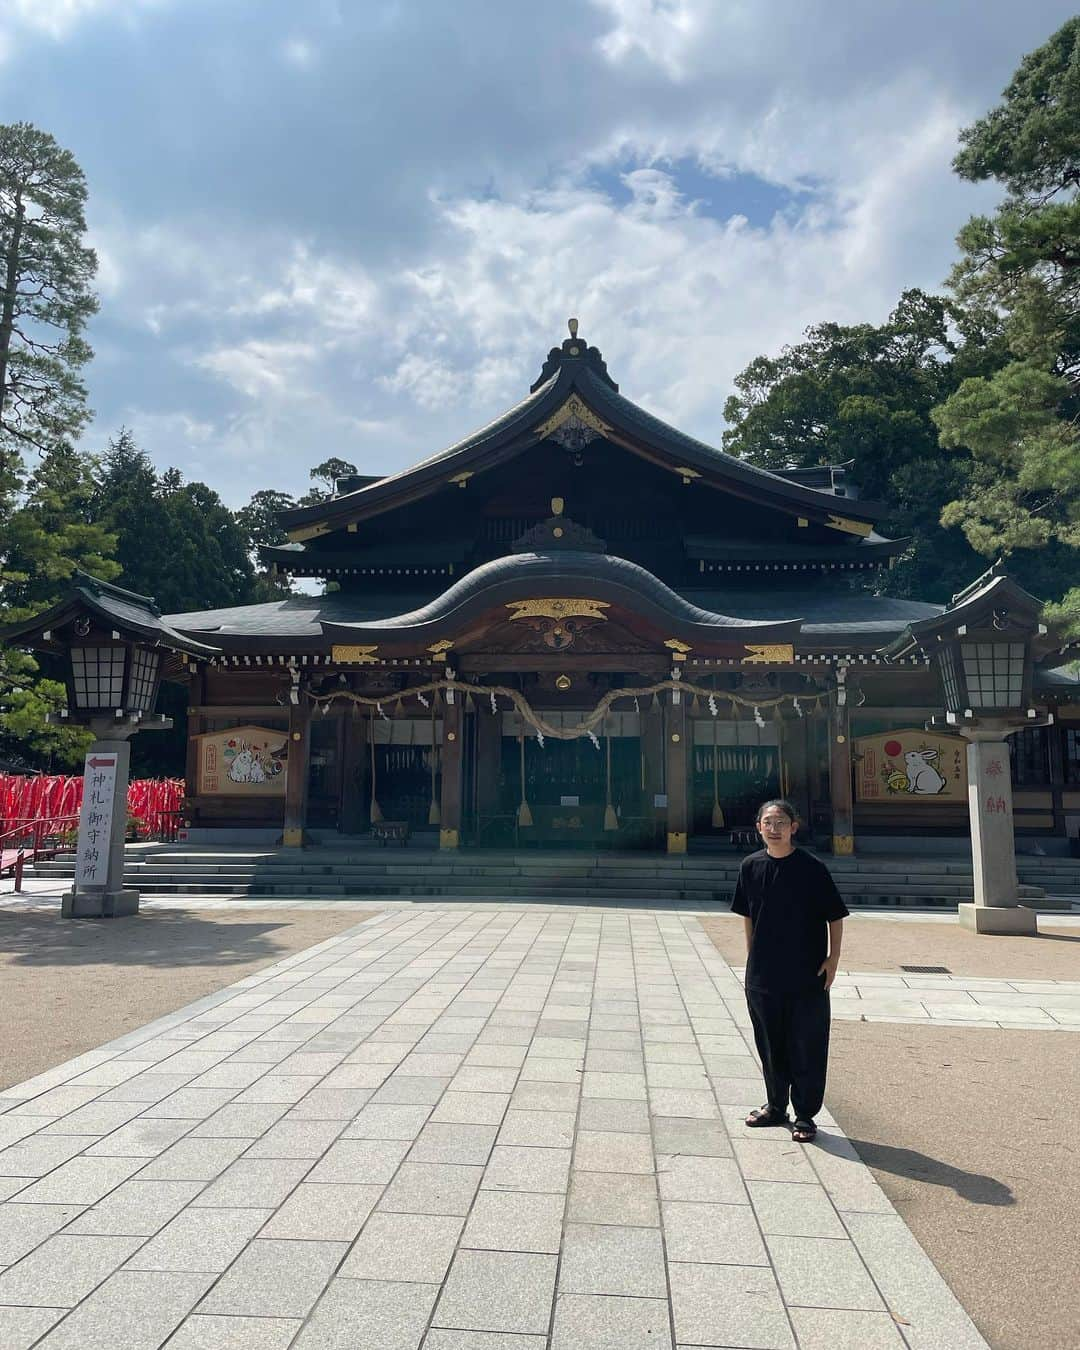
855, 728, 967, 803
74, 752, 118, 888
194, 725, 288, 796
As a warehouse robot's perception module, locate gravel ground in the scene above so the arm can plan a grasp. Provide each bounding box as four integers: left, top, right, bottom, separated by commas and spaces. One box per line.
703, 913, 1080, 1350
0, 905, 378, 1091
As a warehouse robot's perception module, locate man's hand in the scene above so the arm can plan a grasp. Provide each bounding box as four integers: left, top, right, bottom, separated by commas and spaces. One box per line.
817, 954, 839, 990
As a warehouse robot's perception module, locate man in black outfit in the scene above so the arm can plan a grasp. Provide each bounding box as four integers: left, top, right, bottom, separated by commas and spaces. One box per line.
729, 799, 848, 1143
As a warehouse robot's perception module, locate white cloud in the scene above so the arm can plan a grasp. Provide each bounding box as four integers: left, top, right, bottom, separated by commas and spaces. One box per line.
196, 339, 320, 399
593, 0, 704, 79
0, 0, 164, 54
281, 37, 317, 69
64, 0, 1071, 512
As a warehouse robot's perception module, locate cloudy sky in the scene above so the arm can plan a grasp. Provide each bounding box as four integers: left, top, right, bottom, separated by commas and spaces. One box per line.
0, 1, 1073, 508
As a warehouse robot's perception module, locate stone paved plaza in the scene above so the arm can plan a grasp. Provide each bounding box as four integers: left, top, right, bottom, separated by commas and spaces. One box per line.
0, 906, 996, 1348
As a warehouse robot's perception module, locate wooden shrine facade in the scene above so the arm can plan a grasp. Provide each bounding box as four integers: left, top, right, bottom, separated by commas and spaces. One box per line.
160, 325, 1079, 853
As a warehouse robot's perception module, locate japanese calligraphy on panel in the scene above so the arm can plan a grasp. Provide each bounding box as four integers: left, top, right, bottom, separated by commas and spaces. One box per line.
855, 728, 967, 803
75, 752, 118, 889
195, 725, 288, 795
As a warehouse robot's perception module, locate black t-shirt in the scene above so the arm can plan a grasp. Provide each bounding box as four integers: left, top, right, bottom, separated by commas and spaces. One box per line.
730, 847, 849, 993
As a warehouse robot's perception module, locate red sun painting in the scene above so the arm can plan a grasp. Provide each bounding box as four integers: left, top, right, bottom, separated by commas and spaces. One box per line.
884, 739, 903, 758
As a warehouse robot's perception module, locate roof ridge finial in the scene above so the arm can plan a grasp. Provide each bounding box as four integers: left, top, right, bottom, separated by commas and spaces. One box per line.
568, 317, 579, 338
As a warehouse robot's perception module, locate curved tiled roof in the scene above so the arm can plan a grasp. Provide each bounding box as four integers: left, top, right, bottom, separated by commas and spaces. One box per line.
323, 550, 802, 638
280, 334, 885, 533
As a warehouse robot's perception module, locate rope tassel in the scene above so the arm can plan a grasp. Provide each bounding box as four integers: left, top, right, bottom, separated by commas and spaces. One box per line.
711, 709, 724, 828
427, 701, 441, 825
604, 723, 618, 831
517, 733, 533, 827
369, 714, 382, 824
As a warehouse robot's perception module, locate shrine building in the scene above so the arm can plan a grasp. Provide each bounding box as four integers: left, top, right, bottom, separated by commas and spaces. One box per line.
150, 324, 1079, 853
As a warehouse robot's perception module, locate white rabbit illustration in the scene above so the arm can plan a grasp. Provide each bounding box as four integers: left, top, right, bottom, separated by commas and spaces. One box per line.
228, 743, 267, 784
904, 748, 946, 795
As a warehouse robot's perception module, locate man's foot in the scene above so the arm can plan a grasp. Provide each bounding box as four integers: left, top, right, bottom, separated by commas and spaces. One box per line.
791, 1118, 817, 1143
745, 1105, 790, 1128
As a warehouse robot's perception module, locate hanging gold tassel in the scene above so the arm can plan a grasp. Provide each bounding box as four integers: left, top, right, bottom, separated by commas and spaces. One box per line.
369, 715, 383, 823
517, 732, 533, 827
711, 708, 724, 828
604, 720, 618, 830
427, 701, 441, 825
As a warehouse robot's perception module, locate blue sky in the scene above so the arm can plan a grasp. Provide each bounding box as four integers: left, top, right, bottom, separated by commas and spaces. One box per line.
1, 0, 1074, 507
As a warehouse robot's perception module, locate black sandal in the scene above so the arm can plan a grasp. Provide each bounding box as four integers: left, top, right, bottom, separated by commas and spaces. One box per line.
791, 1119, 817, 1143
745, 1105, 790, 1128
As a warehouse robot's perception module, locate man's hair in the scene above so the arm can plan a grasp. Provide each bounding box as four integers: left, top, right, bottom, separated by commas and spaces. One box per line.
756, 798, 799, 825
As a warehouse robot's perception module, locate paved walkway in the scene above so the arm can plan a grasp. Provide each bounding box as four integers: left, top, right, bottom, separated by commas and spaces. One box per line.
0, 907, 988, 1349
745, 968, 1080, 1031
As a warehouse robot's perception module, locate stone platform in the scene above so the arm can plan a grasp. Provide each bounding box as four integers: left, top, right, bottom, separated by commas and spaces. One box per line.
0, 907, 988, 1348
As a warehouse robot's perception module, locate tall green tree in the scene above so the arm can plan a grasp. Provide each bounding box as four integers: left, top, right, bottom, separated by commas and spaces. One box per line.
0, 123, 97, 459
0, 445, 118, 769
297, 456, 357, 505
721, 290, 999, 601
933, 18, 1080, 630
0, 124, 100, 766
236, 488, 295, 599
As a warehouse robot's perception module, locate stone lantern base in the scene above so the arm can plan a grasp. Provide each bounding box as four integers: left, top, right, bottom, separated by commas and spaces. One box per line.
958, 902, 1038, 936
61, 888, 140, 918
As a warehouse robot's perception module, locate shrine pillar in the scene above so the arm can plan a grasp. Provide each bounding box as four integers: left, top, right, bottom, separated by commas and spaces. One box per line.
828, 679, 854, 856
440, 694, 463, 849
666, 694, 688, 853
283, 700, 311, 847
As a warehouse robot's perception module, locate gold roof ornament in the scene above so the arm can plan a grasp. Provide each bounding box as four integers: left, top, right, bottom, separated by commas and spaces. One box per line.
743, 644, 795, 664
427, 639, 455, 654
506, 598, 610, 622
825, 513, 872, 537
332, 644, 380, 664
535, 393, 611, 445
568, 317, 579, 338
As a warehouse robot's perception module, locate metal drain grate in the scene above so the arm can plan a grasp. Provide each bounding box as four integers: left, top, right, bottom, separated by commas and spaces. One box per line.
900, 965, 951, 974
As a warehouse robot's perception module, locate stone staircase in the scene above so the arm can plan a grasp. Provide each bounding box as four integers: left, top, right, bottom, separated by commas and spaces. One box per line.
25, 843, 1078, 909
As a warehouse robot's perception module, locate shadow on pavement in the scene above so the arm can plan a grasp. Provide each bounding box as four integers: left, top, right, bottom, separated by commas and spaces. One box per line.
847, 1137, 1016, 1206
0, 909, 292, 969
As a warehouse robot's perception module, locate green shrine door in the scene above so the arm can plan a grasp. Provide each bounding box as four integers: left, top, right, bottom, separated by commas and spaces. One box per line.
691, 720, 782, 836
492, 711, 656, 848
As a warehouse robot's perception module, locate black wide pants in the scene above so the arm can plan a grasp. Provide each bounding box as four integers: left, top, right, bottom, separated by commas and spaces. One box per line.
746, 986, 831, 1121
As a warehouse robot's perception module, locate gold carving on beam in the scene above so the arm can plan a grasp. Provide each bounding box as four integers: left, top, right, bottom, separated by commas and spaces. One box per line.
287, 521, 332, 543
664, 638, 692, 659
825, 514, 873, 537
332, 644, 380, 664
743, 644, 795, 664
797, 517, 808, 528
673, 466, 700, 483
506, 598, 611, 622
534, 393, 611, 441
427, 639, 455, 654
448, 471, 474, 488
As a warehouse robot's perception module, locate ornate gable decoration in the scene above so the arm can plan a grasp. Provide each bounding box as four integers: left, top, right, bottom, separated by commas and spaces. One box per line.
511, 511, 606, 554
507, 599, 610, 622
535, 394, 611, 452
